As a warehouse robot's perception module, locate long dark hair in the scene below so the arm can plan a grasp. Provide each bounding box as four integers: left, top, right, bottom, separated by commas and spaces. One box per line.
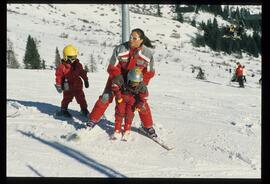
131, 28, 155, 49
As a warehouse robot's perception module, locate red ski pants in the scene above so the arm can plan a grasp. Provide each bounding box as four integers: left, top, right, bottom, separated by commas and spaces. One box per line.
61, 89, 88, 110
114, 94, 136, 132
89, 77, 153, 128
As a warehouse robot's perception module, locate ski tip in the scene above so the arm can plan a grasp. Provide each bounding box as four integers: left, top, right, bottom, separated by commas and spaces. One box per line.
167, 147, 174, 151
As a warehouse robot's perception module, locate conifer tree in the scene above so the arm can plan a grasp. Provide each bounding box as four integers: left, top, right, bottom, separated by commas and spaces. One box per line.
84, 65, 89, 73
175, 4, 184, 23
23, 35, 41, 69
253, 31, 261, 55
195, 5, 199, 14
191, 19, 196, 27
222, 5, 229, 19
89, 54, 97, 72
55, 47, 61, 67
249, 38, 259, 57
42, 59, 46, 69
193, 33, 205, 47
211, 18, 220, 50
177, 12, 184, 23
7, 38, 20, 68
156, 4, 162, 17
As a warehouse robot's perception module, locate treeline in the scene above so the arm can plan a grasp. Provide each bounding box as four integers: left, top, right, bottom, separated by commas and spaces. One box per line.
193, 18, 261, 57
174, 5, 261, 32
176, 5, 261, 57
196, 5, 261, 32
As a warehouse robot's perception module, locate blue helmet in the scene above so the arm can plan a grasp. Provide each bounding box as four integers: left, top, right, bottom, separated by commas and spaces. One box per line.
127, 67, 143, 85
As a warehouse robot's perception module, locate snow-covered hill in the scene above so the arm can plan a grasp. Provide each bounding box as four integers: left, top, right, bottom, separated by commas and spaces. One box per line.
7, 4, 261, 178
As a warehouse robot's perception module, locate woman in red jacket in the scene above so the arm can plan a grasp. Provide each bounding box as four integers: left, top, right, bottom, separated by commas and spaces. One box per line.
87, 28, 157, 138
55, 44, 89, 117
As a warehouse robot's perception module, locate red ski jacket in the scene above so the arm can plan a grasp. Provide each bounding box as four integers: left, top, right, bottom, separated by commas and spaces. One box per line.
111, 75, 148, 111
107, 42, 155, 85
55, 59, 88, 90
236, 66, 243, 77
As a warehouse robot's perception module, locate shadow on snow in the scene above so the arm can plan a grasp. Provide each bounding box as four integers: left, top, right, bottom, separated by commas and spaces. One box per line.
8, 99, 141, 136
7, 99, 87, 130
26, 165, 44, 177
17, 130, 127, 178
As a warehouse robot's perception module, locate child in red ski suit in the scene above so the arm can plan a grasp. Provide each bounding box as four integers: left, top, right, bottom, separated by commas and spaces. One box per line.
55, 44, 89, 117
111, 68, 148, 137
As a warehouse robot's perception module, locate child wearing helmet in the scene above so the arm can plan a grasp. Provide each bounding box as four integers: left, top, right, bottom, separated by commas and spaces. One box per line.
110, 67, 152, 140
55, 44, 90, 117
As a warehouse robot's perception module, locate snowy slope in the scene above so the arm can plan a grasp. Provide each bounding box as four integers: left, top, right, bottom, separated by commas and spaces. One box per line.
7, 66, 261, 177
7, 4, 261, 178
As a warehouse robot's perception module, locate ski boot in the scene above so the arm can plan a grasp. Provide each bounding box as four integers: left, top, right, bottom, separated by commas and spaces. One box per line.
86, 120, 97, 130
122, 130, 130, 141
55, 108, 72, 118
80, 108, 89, 117
111, 129, 122, 140
143, 127, 157, 138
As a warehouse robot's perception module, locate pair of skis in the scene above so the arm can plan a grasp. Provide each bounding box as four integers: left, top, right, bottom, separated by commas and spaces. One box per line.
56, 111, 173, 151
137, 127, 174, 151
108, 127, 173, 151
99, 115, 173, 150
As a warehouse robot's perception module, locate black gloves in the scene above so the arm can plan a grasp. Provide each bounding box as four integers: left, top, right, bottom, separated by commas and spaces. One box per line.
54, 84, 62, 93
84, 80, 89, 88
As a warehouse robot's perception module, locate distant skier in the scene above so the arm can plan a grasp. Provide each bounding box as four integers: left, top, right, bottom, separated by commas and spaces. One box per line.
111, 67, 153, 140
86, 28, 157, 138
235, 63, 244, 88
231, 62, 241, 82
54, 44, 89, 117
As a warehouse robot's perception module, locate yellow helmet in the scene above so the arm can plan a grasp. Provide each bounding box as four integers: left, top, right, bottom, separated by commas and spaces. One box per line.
63, 44, 78, 61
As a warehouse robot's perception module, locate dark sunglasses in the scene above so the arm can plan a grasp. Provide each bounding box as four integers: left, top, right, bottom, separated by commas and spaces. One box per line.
67, 55, 77, 61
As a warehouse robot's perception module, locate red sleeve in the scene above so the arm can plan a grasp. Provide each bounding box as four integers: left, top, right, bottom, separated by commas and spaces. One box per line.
78, 62, 88, 81
107, 63, 121, 78
111, 83, 121, 99
142, 69, 155, 85
139, 90, 148, 103
135, 91, 148, 110
55, 65, 64, 86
